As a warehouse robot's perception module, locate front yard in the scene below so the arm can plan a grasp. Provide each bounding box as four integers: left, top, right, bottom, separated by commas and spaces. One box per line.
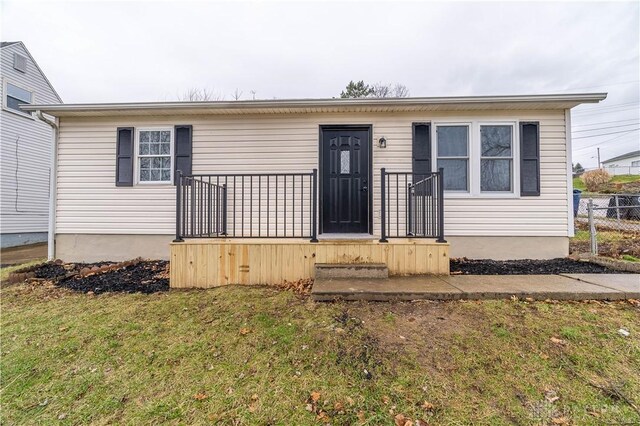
2, 281, 639, 425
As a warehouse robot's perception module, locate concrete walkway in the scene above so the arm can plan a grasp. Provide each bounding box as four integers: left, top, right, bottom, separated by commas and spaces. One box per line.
311, 273, 640, 301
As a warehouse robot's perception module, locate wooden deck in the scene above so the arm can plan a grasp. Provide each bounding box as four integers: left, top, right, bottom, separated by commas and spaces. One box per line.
170, 238, 449, 288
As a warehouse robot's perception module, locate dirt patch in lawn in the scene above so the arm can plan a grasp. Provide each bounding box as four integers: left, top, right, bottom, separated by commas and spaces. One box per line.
571, 221, 640, 260
449, 257, 625, 274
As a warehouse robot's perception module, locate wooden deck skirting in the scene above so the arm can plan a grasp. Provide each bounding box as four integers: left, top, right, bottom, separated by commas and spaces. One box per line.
170, 239, 450, 288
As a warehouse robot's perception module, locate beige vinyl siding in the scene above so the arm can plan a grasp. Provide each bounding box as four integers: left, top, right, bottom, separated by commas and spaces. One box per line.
1, 43, 60, 234
55, 110, 568, 237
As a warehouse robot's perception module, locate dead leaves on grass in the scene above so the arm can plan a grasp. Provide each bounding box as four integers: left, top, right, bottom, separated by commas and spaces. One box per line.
275, 278, 314, 295
193, 392, 208, 401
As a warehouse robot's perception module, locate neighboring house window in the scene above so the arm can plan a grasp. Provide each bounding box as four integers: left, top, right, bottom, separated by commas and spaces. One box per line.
137, 129, 172, 183
480, 125, 513, 192
631, 160, 640, 167
4, 81, 33, 116
436, 125, 469, 191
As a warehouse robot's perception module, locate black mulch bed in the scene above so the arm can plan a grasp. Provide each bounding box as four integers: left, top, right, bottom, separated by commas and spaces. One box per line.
30, 261, 110, 280
56, 260, 169, 294
450, 258, 627, 275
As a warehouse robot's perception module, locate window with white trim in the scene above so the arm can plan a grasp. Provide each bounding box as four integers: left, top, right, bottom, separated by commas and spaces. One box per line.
4, 81, 33, 115
436, 125, 469, 191
137, 129, 172, 183
480, 125, 513, 192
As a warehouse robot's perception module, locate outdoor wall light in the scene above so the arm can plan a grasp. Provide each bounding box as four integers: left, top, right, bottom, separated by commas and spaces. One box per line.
378, 137, 387, 148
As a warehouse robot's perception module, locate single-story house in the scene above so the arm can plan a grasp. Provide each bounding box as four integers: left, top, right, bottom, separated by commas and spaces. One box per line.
602, 150, 640, 176
22, 93, 606, 287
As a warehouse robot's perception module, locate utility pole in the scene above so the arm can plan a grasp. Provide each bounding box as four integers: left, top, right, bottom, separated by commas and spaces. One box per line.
597, 147, 601, 168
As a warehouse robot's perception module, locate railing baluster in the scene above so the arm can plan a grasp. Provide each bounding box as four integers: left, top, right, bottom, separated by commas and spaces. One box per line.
380, 168, 387, 242
437, 168, 446, 243
311, 169, 318, 242
258, 175, 262, 237
174, 171, 183, 242
250, 176, 253, 237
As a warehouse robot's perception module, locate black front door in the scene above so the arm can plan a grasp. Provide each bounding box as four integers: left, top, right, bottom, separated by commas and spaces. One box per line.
321, 126, 371, 234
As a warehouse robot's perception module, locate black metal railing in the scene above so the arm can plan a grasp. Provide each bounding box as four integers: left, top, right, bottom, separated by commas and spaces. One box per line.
174, 170, 318, 242
380, 168, 445, 242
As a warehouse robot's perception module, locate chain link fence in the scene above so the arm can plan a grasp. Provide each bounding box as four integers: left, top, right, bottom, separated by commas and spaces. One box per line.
574, 193, 640, 258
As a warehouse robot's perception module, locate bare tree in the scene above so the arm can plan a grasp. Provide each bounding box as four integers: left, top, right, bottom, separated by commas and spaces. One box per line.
391, 83, 410, 98
369, 82, 410, 98
232, 88, 243, 101
250, 90, 257, 100
178, 88, 224, 101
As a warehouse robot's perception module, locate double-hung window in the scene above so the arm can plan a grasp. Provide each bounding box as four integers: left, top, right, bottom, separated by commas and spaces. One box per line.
137, 129, 172, 183
436, 125, 469, 191
4, 81, 33, 116
480, 125, 513, 192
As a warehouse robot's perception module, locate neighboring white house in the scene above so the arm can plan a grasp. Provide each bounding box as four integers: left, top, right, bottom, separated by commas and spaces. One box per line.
23, 93, 606, 267
602, 150, 640, 176
0, 41, 62, 249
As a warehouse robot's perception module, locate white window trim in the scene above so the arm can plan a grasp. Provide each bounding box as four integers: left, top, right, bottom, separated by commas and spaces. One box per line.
432, 120, 520, 199
2, 78, 35, 119
433, 122, 472, 194
134, 127, 174, 185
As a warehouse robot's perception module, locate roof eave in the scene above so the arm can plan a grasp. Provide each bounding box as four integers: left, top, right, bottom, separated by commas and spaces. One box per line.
22, 93, 607, 116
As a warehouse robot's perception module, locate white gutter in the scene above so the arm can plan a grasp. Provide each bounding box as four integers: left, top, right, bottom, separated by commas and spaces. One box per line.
36, 110, 58, 261
22, 93, 608, 114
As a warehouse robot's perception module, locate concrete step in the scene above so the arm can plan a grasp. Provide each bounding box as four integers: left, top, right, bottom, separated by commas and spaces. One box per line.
314, 263, 389, 279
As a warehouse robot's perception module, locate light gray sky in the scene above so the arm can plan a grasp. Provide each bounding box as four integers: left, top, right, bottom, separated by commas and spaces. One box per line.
2, 1, 638, 167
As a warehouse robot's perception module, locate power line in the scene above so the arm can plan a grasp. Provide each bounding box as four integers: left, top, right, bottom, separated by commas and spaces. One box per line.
572, 122, 640, 133
573, 129, 640, 151
572, 106, 640, 116
573, 118, 640, 127
573, 128, 640, 139
576, 100, 640, 111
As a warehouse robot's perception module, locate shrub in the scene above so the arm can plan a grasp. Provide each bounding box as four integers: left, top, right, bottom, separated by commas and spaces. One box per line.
581, 169, 610, 192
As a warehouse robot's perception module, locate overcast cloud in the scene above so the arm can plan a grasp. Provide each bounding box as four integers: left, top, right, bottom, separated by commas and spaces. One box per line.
1, 0, 638, 167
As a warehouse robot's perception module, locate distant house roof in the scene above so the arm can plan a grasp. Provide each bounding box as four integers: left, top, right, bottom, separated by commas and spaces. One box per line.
602, 150, 640, 164
22, 92, 607, 117
0, 41, 62, 103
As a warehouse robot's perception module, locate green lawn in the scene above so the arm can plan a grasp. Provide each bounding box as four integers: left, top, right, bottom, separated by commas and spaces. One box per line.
2, 282, 639, 425
573, 174, 640, 192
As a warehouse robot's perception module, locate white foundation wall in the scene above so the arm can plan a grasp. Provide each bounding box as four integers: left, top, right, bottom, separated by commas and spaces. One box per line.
55, 110, 569, 251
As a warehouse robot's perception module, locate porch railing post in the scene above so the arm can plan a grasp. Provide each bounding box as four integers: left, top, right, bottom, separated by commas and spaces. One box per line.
436, 167, 446, 243
222, 184, 228, 236
311, 168, 318, 242
407, 182, 413, 236
173, 170, 184, 242
380, 168, 388, 242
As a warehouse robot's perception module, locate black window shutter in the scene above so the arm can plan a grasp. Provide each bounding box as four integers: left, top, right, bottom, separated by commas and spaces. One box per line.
412, 123, 431, 176
115, 127, 134, 186
174, 125, 193, 184
520, 122, 540, 196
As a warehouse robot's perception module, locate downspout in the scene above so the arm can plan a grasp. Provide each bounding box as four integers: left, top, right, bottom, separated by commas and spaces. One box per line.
36, 110, 58, 260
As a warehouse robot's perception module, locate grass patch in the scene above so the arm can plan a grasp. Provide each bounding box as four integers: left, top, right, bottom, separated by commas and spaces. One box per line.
622, 254, 640, 262
611, 174, 640, 185
573, 174, 640, 193
0, 259, 46, 282
2, 284, 639, 424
